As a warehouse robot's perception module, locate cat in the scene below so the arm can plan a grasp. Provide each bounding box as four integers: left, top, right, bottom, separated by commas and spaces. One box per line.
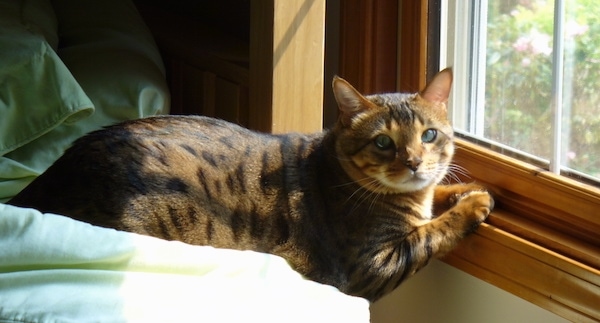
9, 68, 493, 302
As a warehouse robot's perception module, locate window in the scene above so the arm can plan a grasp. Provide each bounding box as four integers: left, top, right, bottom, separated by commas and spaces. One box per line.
441, 0, 600, 185
337, 2, 598, 320
436, 1, 600, 321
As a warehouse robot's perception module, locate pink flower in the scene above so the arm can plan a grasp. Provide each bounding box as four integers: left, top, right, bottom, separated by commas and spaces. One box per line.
512, 30, 552, 56
565, 21, 589, 38
513, 36, 530, 52
529, 31, 552, 55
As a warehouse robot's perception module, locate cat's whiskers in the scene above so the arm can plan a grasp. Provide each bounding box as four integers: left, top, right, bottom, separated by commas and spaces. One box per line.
367, 187, 384, 216
331, 176, 377, 189
442, 163, 470, 184
347, 178, 380, 203
355, 183, 385, 216
445, 173, 461, 185
339, 176, 387, 215
434, 165, 453, 185
451, 163, 470, 177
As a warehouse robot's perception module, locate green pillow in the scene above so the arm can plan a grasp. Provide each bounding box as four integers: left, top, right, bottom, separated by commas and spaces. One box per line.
0, 0, 169, 202
0, 0, 94, 201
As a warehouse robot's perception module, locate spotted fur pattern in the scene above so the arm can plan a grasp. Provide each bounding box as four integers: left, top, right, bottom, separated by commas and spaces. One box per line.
9, 69, 493, 301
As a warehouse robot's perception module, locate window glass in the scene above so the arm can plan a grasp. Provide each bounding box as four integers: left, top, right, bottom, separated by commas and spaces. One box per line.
443, 0, 600, 183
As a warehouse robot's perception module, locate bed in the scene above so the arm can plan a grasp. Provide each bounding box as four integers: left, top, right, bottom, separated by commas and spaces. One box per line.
0, 0, 370, 321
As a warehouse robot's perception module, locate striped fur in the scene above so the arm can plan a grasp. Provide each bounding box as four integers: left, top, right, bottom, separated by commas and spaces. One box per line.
9, 69, 493, 301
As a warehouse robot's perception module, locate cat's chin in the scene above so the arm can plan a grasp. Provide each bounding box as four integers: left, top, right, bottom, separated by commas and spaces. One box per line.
374, 172, 436, 194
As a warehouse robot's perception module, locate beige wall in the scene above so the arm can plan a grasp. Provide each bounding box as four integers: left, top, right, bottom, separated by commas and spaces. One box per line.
370, 260, 569, 323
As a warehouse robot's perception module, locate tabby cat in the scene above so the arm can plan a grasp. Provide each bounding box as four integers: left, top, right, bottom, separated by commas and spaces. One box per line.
9, 68, 493, 302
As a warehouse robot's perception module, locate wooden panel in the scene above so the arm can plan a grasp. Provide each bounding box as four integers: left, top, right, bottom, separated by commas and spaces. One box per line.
445, 138, 600, 321
338, 0, 398, 94
161, 55, 250, 122
453, 139, 600, 252
215, 76, 249, 126
137, 1, 250, 121
182, 67, 214, 116
166, 58, 184, 115
398, 0, 429, 92
248, 0, 274, 132
250, 0, 325, 133
200, 72, 217, 117
444, 222, 600, 322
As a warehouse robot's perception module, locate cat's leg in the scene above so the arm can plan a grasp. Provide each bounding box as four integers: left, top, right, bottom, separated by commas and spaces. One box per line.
402, 188, 493, 275
421, 188, 493, 256
370, 190, 493, 301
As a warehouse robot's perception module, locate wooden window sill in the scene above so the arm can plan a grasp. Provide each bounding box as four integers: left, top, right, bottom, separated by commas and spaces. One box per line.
442, 138, 600, 321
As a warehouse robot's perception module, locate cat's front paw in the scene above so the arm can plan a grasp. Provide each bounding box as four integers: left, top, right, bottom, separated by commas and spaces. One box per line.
448, 183, 488, 204
455, 190, 494, 224
433, 182, 492, 216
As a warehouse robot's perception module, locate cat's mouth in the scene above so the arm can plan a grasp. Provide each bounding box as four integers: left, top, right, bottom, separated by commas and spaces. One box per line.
403, 171, 432, 185
373, 169, 435, 193
346, 160, 439, 193
410, 170, 431, 180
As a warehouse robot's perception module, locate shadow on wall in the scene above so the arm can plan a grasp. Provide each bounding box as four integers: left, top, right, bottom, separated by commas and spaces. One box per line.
370, 260, 568, 323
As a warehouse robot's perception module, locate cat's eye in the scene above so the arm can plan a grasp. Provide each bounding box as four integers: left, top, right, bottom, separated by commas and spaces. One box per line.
421, 129, 437, 143
374, 135, 394, 150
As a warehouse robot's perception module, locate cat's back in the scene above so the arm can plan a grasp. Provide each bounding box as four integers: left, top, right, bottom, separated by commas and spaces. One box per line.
16, 115, 270, 186
89, 115, 261, 157
9, 115, 322, 233
118, 115, 255, 142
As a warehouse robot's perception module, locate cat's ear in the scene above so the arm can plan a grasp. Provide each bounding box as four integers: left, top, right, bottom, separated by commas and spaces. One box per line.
332, 76, 377, 126
419, 68, 453, 105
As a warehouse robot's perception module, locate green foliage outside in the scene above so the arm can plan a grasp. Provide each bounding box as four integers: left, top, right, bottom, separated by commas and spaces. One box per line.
485, 0, 600, 178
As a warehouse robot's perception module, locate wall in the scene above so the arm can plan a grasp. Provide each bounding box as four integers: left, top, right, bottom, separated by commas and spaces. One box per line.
370, 260, 569, 323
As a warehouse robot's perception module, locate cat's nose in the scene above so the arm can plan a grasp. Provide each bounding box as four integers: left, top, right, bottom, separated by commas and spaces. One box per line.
405, 157, 422, 172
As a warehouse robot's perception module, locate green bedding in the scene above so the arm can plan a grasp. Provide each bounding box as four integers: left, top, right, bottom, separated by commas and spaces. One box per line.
0, 0, 168, 202
0, 203, 369, 322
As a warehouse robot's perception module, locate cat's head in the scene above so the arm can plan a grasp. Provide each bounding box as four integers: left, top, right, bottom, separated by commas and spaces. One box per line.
332, 69, 454, 194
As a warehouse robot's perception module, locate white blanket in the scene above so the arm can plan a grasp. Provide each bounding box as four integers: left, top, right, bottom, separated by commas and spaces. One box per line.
0, 204, 369, 322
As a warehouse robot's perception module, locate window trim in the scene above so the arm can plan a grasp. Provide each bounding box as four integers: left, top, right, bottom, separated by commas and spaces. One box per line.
445, 139, 600, 321
438, 1, 600, 319
453, 139, 600, 254
338, 1, 599, 320
409, 1, 599, 321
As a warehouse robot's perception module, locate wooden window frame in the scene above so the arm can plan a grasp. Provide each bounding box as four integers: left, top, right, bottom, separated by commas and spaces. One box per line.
448, 140, 599, 321
339, 1, 600, 321
250, 0, 325, 133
